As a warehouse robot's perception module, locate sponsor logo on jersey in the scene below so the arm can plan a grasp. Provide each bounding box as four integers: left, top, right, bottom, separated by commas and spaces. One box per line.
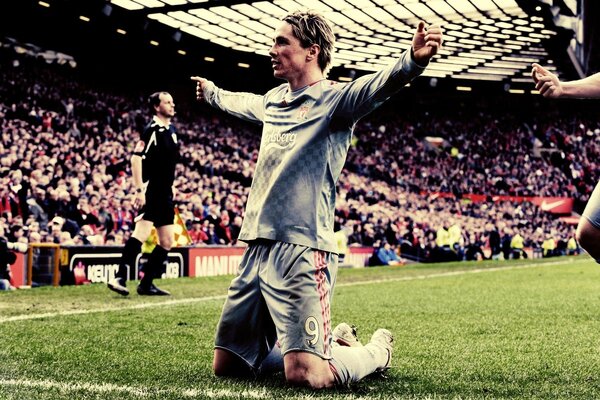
264, 128, 297, 151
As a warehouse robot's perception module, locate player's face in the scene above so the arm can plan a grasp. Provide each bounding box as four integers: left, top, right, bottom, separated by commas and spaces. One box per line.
269, 22, 310, 81
156, 93, 175, 118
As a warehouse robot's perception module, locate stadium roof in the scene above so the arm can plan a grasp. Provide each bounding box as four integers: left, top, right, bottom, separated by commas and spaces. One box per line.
108, 0, 564, 85
1, 0, 580, 94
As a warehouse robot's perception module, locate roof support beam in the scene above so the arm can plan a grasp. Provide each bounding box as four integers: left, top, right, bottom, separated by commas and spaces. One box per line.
128, 0, 251, 15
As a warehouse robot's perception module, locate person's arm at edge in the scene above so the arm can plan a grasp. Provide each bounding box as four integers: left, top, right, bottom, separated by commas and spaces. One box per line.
532, 63, 600, 99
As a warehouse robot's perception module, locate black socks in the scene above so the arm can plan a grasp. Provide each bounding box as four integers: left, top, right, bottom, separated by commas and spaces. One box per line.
116, 237, 143, 280
140, 245, 169, 287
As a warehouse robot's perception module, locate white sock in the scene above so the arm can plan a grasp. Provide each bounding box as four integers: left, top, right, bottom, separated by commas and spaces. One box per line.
329, 343, 388, 385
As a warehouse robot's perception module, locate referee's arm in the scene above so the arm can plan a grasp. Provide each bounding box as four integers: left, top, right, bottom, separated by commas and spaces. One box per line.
131, 153, 145, 209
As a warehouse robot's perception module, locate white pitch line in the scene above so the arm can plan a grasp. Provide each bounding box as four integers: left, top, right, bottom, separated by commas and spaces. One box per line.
0, 295, 227, 324
0, 378, 269, 399
338, 259, 573, 288
0, 260, 572, 324
0, 378, 391, 400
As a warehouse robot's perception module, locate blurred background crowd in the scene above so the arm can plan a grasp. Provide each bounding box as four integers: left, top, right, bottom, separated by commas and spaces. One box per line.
1, 49, 596, 263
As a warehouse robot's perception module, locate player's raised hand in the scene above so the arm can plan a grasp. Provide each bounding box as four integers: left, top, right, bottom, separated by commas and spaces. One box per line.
412, 22, 443, 65
190, 76, 208, 101
531, 63, 563, 98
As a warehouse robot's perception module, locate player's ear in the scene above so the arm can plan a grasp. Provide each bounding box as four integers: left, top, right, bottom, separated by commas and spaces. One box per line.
307, 44, 320, 61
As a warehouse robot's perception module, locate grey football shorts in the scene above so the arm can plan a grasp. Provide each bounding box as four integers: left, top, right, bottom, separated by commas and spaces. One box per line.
214, 239, 338, 370
583, 181, 600, 229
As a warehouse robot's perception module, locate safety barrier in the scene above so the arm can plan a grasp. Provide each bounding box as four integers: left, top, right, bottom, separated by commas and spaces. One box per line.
9, 245, 375, 287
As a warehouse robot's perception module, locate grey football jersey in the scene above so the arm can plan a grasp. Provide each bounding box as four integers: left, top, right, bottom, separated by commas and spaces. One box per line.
203, 50, 425, 252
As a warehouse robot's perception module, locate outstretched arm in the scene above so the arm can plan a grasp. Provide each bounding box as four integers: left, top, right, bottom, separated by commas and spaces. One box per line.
335, 21, 443, 121
531, 63, 600, 99
190, 76, 264, 124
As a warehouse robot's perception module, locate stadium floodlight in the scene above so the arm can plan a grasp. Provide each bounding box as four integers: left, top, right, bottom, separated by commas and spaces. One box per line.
167, 10, 204, 25
181, 25, 215, 40
428, 62, 467, 73
111, 0, 143, 11
444, 56, 481, 66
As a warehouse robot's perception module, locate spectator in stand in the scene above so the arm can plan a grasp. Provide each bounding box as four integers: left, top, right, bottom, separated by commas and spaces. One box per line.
347, 223, 364, 246
26, 196, 48, 229
112, 197, 134, 232
47, 216, 64, 243
70, 196, 100, 232
107, 92, 179, 297
0, 270, 12, 290
542, 232, 557, 257
8, 224, 27, 244
371, 241, 403, 266
532, 64, 600, 263
485, 223, 502, 260
204, 223, 221, 245
59, 230, 75, 245
567, 234, 579, 255
0, 183, 12, 221
96, 197, 114, 235
189, 218, 208, 244
0, 224, 29, 290
501, 228, 513, 260
510, 229, 526, 259
229, 215, 243, 244
464, 233, 485, 261
8, 169, 30, 220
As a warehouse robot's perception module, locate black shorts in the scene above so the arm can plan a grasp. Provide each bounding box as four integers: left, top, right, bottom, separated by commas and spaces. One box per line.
138, 193, 174, 227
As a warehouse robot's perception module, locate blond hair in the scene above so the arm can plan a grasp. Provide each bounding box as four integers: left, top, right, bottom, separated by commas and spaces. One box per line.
283, 11, 335, 73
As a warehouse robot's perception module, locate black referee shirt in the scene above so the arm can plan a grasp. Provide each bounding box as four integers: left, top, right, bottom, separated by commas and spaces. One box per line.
140, 117, 179, 194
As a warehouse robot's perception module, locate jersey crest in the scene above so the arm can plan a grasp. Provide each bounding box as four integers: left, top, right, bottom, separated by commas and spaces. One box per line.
297, 99, 315, 121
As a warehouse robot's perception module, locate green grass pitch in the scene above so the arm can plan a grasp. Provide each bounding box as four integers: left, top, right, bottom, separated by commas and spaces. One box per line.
1, 256, 600, 399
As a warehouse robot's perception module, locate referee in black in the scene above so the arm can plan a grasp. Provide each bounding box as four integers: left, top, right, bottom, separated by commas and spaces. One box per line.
108, 91, 179, 296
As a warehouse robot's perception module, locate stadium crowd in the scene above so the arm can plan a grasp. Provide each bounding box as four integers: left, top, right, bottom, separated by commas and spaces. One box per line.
0, 51, 593, 265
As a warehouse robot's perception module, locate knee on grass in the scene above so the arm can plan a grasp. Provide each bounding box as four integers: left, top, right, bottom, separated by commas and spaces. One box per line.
283, 353, 335, 389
